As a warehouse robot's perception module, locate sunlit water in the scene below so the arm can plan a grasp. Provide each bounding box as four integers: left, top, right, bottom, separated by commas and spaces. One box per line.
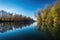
0, 22, 60, 40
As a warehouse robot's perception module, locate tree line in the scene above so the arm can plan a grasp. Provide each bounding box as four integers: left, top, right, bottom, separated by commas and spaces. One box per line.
35, 1, 60, 24
0, 12, 34, 22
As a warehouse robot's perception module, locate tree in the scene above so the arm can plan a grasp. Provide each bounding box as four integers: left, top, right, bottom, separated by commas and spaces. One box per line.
46, 12, 53, 24
41, 5, 50, 22
51, 1, 60, 23
35, 9, 42, 24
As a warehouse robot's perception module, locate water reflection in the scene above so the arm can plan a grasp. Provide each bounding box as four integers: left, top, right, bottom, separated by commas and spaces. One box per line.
0, 22, 33, 33
37, 23, 60, 40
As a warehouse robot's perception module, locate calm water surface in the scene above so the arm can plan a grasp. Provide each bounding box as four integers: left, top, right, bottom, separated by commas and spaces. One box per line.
0, 22, 60, 40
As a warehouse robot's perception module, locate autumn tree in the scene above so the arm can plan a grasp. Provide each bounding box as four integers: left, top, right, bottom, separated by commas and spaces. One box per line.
35, 9, 42, 24
41, 5, 50, 22
46, 12, 53, 24
51, 1, 60, 23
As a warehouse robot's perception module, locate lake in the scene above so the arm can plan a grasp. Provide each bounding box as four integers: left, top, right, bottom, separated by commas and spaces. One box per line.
0, 22, 60, 40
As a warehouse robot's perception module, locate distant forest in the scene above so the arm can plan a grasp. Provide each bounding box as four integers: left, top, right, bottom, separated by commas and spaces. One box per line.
0, 10, 34, 22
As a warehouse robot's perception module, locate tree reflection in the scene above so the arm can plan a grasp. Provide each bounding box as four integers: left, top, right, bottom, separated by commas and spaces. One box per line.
37, 23, 60, 40
0, 22, 33, 33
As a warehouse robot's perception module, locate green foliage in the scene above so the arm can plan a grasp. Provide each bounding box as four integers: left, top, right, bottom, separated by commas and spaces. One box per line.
51, 1, 60, 23
42, 5, 50, 22
35, 1, 60, 24
35, 9, 42, 24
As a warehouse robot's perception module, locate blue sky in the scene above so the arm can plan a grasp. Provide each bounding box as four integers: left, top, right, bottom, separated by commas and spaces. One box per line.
0, 0, 56, 19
